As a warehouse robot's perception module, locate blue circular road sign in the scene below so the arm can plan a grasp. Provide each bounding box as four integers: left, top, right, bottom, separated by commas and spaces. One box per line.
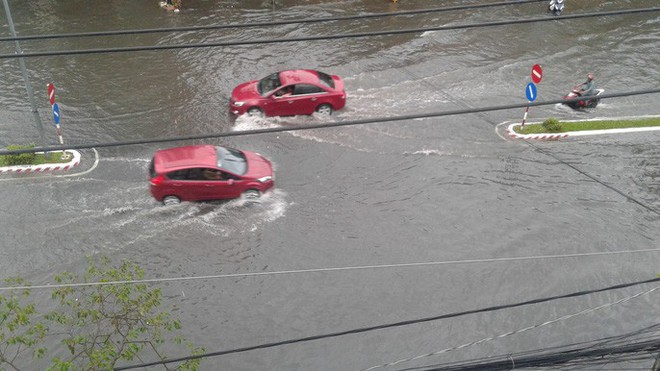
52, 103, 60, 125
525, 82, 537, 102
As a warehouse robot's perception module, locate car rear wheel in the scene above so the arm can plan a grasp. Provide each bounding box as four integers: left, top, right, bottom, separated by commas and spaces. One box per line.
162, 195, 181, 206
247, 108, 264, 118
316, 104, 333, 116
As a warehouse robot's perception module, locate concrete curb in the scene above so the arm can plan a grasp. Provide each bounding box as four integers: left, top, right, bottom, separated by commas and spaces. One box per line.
0, 150, 81, 174
507, 125, 569, 140
506, 117, 660, 140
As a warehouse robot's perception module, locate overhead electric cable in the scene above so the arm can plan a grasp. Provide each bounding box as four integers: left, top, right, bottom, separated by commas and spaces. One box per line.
0, 7, 657, 59
0, 0, 541, 42
3, 247, 660, 292
364, 285, 660, 370
416, 336, 660, 370
1, 88, 658, 156
113, 276, 660, 370
419, 327, 660, 371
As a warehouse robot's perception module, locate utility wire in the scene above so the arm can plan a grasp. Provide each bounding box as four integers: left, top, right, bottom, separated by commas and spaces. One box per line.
0, 0, 541, 42
113, 276, 660, 370
363, 285, 660, 370
0, 7, 657, 59
416, 324, 660, 371
1, 88, 658, 156
418, 336, 660, 370
3, 247, 660, 292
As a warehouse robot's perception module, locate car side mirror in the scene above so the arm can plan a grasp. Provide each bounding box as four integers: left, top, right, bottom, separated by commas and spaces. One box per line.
228, 179, 235, 185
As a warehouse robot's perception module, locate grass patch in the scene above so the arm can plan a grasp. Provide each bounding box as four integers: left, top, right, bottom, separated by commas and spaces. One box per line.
513, 117, 660, 134
0, 150, 72, 167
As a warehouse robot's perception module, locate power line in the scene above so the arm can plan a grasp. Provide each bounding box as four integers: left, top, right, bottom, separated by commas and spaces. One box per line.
113, 276, 660, 370
3, 247, 660, 292
417, 332, 660, 370
363, 285, 660, 370
1, 88, 658, 156
0, 7, 657, 59
0, 0, 541, 42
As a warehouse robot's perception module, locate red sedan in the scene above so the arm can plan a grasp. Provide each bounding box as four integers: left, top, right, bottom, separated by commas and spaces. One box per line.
230, 69, 346, 117
148, 145, 275, 205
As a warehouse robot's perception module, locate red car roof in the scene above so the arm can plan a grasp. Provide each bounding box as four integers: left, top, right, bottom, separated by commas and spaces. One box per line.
279, 70, 321, 86
153, 145, 217, 172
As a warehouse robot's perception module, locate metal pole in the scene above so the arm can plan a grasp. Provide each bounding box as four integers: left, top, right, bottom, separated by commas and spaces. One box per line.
520, 105, 530, 128
2, 0, 46, 145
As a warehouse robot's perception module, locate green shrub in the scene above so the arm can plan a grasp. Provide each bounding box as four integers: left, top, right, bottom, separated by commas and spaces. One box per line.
2, 144, 37, 166
542, 118, 563, 132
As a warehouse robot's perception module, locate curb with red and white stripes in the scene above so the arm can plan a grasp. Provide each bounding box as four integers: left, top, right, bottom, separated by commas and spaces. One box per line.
0, 150, 81, 174
507, 123, 569, 140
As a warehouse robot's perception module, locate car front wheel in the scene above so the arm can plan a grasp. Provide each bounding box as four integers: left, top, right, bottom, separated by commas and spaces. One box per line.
247, 107, 264, 118
241, 189, 261, 200
316, 104, 333, 116
162, 195, 181, 206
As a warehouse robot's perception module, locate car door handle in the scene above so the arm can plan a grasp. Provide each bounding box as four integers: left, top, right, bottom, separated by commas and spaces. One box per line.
311, 97, 317, 101
288, 100, 294, 104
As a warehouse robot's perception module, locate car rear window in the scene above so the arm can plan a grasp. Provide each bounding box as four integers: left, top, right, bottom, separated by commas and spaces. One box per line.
216, 146, 247, 175
317, 71, 335, 89
166, 169, 188, 180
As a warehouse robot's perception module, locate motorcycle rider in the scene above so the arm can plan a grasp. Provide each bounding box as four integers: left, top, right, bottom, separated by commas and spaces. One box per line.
548, 0, 564, 16
576, 73, 595, 97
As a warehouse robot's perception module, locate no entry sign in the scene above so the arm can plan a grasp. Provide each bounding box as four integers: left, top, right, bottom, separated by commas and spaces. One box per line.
531, 64, 543, 84
47, 83, 55, 105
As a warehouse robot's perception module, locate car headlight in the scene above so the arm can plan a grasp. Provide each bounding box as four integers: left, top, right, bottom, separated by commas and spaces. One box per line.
257, 176, 272, 183
233, 101, 245, 107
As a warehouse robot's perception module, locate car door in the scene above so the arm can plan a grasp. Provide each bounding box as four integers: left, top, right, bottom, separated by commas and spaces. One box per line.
163, 169, 190, 200
202, 168, 249, 200
183, 168, 215, 201
291, 84, 328, 115
266, 85, 296, 116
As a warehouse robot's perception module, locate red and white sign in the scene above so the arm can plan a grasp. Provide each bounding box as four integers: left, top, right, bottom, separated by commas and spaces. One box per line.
47, 83, 55, 105
531, 64, 543, 84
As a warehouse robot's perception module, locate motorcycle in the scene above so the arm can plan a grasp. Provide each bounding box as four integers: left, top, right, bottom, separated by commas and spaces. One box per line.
548, 0, 565, 16
563, 86, 605, 110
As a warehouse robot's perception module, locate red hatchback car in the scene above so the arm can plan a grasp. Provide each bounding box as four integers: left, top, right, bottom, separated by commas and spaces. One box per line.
230, 69, 346, 117
149, 145, 274, 205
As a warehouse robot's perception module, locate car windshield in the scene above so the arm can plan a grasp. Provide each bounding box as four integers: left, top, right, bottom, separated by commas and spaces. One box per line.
216, 146, 247, 175
257, 73, 282, 96
317, 71, 335, 89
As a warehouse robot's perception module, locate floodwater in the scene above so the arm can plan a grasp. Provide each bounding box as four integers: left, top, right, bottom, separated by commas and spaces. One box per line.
0, 0, 659, 369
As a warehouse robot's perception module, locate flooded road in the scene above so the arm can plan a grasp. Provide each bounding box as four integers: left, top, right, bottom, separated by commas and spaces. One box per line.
1, 0, 659, 369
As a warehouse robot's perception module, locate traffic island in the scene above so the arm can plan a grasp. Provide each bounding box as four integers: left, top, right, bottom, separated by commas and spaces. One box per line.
507, 116, 660, 140
0, 150, 81, 174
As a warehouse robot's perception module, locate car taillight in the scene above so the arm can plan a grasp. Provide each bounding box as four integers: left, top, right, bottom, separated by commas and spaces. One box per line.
150, 175, 165, 186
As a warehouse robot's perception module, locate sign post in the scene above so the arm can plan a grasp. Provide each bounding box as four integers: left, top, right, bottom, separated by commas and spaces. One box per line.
521, 64, 543, 128
47, 83, 70, 160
